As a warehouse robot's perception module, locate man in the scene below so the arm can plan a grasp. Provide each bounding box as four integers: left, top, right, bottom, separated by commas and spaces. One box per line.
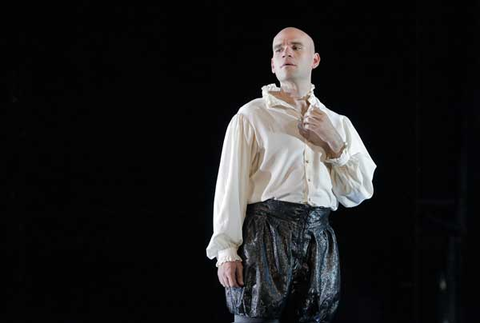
206, 27, 376, 323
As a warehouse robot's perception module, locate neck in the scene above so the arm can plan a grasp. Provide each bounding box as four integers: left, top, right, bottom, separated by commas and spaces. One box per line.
275, 80, 312, 114
279, 80, 311, 99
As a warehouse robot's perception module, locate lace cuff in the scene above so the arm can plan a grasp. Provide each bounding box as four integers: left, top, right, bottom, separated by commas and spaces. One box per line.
215, 247, 243, 267
325, 142, 350, 166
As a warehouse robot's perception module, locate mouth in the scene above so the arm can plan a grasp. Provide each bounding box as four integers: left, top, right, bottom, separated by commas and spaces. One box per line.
282, 63, 296, 68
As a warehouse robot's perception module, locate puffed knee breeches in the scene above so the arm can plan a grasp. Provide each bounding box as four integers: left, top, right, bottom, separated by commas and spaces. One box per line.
225, 198, 341, 323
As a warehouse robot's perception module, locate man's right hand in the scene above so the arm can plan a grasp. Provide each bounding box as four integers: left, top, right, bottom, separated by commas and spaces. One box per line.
218, 260, 244, 288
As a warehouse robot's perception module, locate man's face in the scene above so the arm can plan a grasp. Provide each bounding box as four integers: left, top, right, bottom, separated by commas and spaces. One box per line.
271, 29, 320, 83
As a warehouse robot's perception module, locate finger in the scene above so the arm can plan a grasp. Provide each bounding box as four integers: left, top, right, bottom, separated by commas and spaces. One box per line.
298, 124, 308, 136
236, 264, 244, 286
309, 108, 326, 116
218, 271, 226, 287
299, 119, 312, 130
299, 124, 309, 135
227, 273, 239, 288
305, 114, 323, 123
304, 118, 320, 127
231, 270, 240, 287
304, 123, 313, 130
306, 112, 326, 123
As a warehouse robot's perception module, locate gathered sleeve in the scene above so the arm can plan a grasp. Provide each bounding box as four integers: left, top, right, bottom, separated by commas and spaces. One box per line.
206, 114, 256, 267
324, 117, 377, 208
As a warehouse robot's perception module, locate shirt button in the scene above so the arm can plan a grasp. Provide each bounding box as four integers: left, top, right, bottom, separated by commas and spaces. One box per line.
306, 160, 309, 164
308, 178, 311, 182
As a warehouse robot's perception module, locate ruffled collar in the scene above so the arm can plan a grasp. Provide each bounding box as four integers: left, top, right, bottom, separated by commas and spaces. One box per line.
261, 83, 318, 111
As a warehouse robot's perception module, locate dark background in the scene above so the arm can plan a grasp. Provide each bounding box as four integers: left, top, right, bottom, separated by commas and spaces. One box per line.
5, 1, 479, 322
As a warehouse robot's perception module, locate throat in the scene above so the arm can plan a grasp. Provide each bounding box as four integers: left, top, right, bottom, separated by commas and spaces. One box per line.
272, 91, 310, 114
297, 101, 309, 115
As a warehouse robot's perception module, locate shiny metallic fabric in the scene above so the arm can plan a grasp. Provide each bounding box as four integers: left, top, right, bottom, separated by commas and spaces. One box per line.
226, 199, 340, 323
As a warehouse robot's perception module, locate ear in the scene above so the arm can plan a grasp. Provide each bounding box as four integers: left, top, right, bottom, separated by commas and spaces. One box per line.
312, 53, 321, 69
271, 58, 275, 74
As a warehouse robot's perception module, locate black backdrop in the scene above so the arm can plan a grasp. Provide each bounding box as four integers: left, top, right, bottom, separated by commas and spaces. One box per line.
5, 1, 479, 323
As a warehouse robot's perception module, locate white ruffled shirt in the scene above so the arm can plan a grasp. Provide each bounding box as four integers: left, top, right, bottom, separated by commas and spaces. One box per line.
206, 84, 377, 266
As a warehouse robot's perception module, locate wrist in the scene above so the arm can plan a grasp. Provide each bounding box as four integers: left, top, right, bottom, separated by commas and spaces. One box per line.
328, 140, 346, 158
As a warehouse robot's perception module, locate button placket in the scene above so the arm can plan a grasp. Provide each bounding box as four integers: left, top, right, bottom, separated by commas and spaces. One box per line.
302, 143, 309, 204
305, 146, 313, 203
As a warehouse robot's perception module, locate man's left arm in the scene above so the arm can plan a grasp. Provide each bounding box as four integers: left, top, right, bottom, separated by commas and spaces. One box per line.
300, 111, 377, 207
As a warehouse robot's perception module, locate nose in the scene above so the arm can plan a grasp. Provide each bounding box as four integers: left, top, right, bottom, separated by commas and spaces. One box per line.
282, 47, 293, 58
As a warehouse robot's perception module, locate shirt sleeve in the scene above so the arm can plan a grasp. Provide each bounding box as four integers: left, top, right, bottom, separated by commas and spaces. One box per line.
206, 113, 256, 267
324, 116, 377, 208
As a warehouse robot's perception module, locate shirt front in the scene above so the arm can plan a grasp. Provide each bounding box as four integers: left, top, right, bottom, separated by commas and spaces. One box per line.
206, 83, 377, 266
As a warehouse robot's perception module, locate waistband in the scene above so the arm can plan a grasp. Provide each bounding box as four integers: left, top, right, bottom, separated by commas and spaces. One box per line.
246, 198, 331, 227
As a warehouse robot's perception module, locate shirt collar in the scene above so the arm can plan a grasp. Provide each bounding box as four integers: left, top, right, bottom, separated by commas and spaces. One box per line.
261, 83, 319, 111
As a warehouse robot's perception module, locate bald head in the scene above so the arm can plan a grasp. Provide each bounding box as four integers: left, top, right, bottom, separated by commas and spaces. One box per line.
270, 26, 321, 85
273, 27, 315, 54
